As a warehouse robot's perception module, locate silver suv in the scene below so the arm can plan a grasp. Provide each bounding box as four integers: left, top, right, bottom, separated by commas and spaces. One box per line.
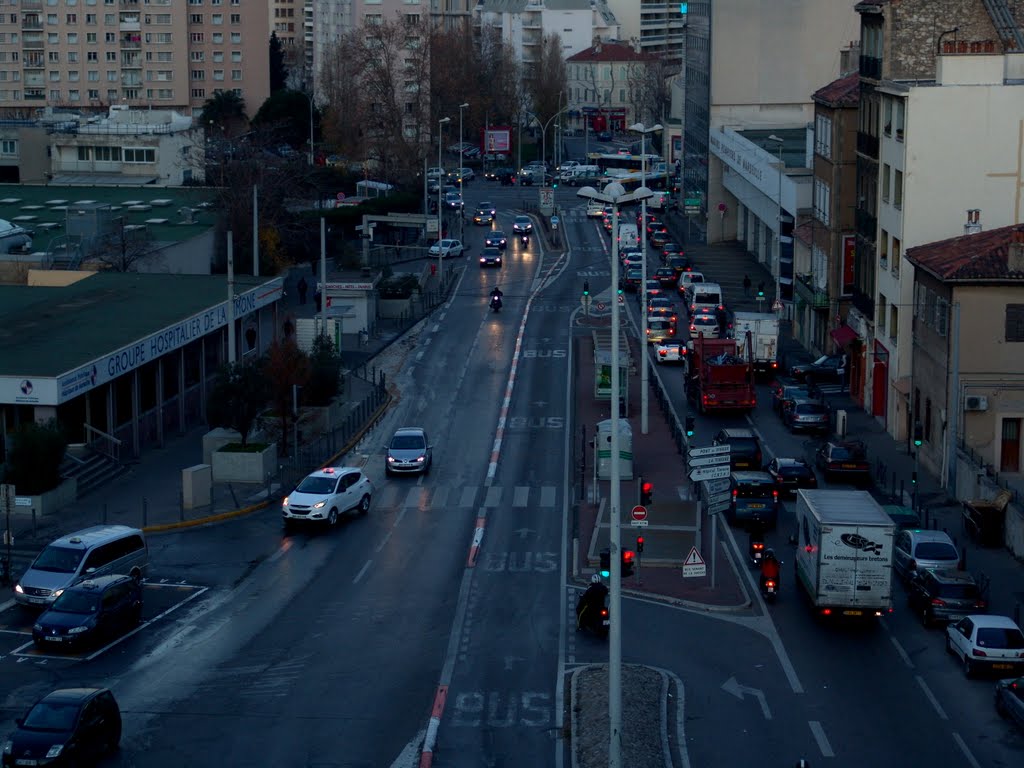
282, 467, 373, 528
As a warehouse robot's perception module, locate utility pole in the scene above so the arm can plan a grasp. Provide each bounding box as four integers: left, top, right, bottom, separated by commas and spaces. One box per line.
320, 217, 327, 341
226, 232, 236, 364
252, 185, 259, 277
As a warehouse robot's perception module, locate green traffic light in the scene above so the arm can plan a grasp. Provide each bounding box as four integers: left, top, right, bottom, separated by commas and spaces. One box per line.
600, 569, 610, 578
914, 439, 922, 447
757, 291, 765, 297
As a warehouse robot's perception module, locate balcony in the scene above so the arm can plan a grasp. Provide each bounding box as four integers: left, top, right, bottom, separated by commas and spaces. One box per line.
121, 34, 141, 49
22, 59, 45, 71
795, 273, 829, 309
22, 35, 44, 50
22, 19, 43, 31
119, 15, 141, 32
856, 131, 878, 158
21, 0, 43, 8
121, 55, 142, 69
855, 209, 876, 240
859, 55, 881, 80
24, 91, 46, 101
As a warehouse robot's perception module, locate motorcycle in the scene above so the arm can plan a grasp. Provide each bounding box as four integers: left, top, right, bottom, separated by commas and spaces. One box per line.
576, 599, 610, 639
759, 570, 781, 602
520, 234, 529, 247
490, 295, 502, 313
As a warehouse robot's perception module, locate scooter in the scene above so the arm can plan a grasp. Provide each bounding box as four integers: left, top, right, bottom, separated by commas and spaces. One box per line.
760, 571, 781, 603
576, 601, 610, 639
490, 295, 502, 313
520, 234, 529, 248
749, 540, 765, 568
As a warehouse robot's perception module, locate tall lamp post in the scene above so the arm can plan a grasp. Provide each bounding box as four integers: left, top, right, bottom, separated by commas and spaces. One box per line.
437, 117, 451, 276
577, 180, 653, 768
540, 106, 572, 181
300, 91, 316, 166
459, 103, 469, 235
768, 134, 785, 305
629, 122, 663, 436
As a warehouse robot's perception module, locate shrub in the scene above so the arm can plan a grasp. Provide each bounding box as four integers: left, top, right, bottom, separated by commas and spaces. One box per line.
206, 361, 270, 446
3, 420, 68, 495
305, 334, 344, 406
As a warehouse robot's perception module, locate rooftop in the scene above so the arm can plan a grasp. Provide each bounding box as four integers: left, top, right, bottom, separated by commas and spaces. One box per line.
813, 72, 860, 108
906, 223, 1024, 282
0, 272, 271, 378
566, 41, 656, 63
735, 128, 807, 169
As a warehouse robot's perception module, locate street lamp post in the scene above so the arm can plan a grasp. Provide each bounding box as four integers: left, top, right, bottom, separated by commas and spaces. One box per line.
459, 103, 469, 236
629, 122, 663, 436
537, 106, 572, 183
438, 117, 451, 278
768, 134, 785, 305
299, 91, 316, 166
577, 180, 653, 768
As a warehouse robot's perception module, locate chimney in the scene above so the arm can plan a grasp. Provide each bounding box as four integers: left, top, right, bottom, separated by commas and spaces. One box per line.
964, 208, 982, 235
1010, 228, 1024, 273
595, 40, 602, 55
840, 41, 862, 75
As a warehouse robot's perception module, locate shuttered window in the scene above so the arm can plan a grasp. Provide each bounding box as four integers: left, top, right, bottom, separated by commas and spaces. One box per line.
1006, 304, 1024, 342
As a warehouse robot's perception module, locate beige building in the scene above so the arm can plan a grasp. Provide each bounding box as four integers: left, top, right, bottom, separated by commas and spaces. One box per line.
566, 41, 657, 133
0, 0, 269, 119
475, 0, 619, 67
907, 224, 1024, 491
603, 0, 685, 63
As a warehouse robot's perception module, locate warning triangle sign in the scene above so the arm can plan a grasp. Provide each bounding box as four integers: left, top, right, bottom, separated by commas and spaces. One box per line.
683, 547, 705, 567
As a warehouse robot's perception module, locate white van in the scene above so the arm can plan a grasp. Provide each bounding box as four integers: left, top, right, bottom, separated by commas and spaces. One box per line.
677, 270, 706, 298
566, 165, 600, 186
15, 525, 149, 607
688, 282, 723, 315
617, 223, 639, 250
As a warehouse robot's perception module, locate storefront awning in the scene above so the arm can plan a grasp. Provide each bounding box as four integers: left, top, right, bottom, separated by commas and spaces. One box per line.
830, 324, 858, 348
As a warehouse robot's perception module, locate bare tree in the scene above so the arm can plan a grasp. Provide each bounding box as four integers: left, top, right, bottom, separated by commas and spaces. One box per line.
526, 33, 568, 155
627, 56, 674, 128
92, 218, 158, 272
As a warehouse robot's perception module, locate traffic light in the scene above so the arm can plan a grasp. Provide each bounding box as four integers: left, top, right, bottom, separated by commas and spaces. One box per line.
583, 280, 590, 296
685, 415, 695, 438
912, 471, 918, 486
636, 536, 645, 555
640, 481, 653, 506
622, 549, 635, 577
913, 422, 923, 447
599, 548, 611, 578
757, 289, 765, 298
552, 179, 559, 189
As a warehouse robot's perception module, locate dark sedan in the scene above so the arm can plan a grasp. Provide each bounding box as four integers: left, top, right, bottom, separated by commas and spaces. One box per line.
485, 230, 508, 250
650, 228, 671, 248
478, 247, 503, 268
654, 267, 678, 287
766, 457, 818, 497
770, 378, 813, 414
2, 688, 121, 767
815, 440, 871, 485
32, 575, 142, 651
790, 354, 846, 385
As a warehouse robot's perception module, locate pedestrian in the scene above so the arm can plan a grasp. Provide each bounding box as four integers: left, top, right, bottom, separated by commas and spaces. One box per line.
297, 276, 308, 305
743, 274, 751, 297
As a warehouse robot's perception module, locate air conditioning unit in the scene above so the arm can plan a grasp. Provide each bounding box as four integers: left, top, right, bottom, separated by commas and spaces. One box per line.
964, 395, 989, 412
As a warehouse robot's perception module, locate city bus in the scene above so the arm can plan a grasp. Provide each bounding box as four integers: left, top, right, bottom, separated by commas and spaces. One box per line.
355, 180, 395, 199
585, 152, 672, 190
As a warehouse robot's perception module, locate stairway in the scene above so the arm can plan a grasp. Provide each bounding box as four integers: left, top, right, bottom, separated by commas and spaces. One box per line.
60, 448, 129, 498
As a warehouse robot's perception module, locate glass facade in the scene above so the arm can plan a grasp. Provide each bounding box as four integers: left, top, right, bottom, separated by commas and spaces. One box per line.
682, 0, 710, 244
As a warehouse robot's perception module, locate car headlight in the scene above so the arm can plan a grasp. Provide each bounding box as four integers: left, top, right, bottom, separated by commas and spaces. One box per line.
313, 500, 326, 509
52, 588, 64, 599
2, 740, 12, 755
282, 496, 289, 507
33, 623, 42, 632
14, 583, 23, 594
68, 625, 90, 634
387, 456, 396, 463
46, 744, 65, 759
415, 456, 425, 463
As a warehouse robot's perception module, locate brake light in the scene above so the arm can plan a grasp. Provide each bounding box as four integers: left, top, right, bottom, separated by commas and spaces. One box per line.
600, 608, 609, 617
772, 490, 779, 500
821, 608, 832, 616
973, 648, 988, 657
974, 601, 987, 609
718, 304, 724, 310
752, 542, 764, 551
930, 598, 946, 606
732, 489, 738, 500
658, 349, 667, 356
765, 580, 776, 588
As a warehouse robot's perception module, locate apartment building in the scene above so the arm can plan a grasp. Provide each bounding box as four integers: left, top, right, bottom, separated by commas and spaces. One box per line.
566, 41, 657, 134
270, 0, 301, 46
0, 0, 269, 119
848, 0, 1024, 441
604, 0, 684, 64
475, 0, 619, 66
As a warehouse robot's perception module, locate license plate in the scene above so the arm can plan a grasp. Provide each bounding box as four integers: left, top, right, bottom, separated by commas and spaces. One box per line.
44, 635, 63, 642
602, 619, 610, 626
992, 663, 1015, 670
842, 464, 858, 469
843, 610, 863, 616
16, 760, 38, 766
766, 587, 775, 593
748, 503, 765, 509
27, 596, 46, 605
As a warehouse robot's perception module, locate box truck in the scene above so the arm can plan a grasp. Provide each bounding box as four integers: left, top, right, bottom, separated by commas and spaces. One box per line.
732, 311, 779, 377
793, 489, 895, 619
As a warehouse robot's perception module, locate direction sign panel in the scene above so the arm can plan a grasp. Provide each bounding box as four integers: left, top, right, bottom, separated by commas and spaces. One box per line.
701, 477, 732, 496
705, 492, 732, 506
687, 444, 731, 459
706, 500, 731, 515
688, 464, 731, 482
687, 454, 731, 469
682, 546, 707, 578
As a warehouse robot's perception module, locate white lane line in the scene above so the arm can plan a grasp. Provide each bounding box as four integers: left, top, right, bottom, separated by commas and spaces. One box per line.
430, 485, 449, 510
915, 675, 948, 720
808, 721, 834, 758
951, 732, 981, 768
890, 635, 914, 668
416, 349, 425, 362
432, 322, 440, 333
459, 485, 477, 508
352, 560, 372, 584
404, 486, 424, 508
539, 485, 556, 507
512, 486, 529, 508
483, 485, 502, 508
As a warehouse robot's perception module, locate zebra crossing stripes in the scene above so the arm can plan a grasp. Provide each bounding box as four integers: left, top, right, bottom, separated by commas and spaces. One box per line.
372, 484, 559, 510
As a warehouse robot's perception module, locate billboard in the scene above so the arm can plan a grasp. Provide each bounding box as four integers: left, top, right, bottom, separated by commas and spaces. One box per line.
482, 128, 511, 153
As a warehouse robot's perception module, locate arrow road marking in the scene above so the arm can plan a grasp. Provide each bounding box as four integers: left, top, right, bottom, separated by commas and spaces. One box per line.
721, 676, 772, 720
514, 528, 535, 540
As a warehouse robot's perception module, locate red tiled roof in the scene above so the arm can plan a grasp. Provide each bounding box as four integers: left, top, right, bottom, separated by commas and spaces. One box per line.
905, 223, 1024, 281
813, 72, 860, 108
566, 42, 657, 63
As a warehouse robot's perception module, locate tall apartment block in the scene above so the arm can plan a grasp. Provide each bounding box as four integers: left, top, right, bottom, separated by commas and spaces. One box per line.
0, 0, 269, 118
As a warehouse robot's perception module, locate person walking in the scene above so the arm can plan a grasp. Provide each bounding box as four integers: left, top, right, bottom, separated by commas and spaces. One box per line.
297, 276, 308, 305
743, 274, 751, 297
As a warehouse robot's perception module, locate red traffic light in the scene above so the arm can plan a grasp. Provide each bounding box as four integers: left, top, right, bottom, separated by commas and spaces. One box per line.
636, 536, 645, 554
623, 550, 634, 563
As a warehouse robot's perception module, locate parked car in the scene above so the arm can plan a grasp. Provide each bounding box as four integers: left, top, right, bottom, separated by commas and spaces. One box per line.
946, 615, 1024, 677
713, 428, 763, 470
783, 397, 830, 434
385, 427, 433, 476
907, 568, 987, 627
1, 688, 121, 768
426, 167, 446, 180
770, 377, 812, 414
815, 440, 870, 485
479, 247, 503, 268
766, 457, 818, 497
894, 528, 960, 581
31, 575, 143, 650
428, 239, 464, 259
281, 466, 373, 528
790, 354, 846, 385
995, 676, 1024, 730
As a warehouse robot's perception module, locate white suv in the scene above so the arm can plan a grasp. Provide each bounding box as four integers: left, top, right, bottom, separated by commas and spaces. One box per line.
282, 467, 373, 528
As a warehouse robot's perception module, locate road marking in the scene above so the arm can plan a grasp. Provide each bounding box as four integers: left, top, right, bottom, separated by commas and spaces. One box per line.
512, 486, 529, 507
915, 675, 947, 720
540, 485, 556, 507
808, 721, 834, 758
890, 635, 914, 668
420, 686, 448, 768
352, 560, 372, 584
430, 485, 449, 510
459, 486, 477, 508
268, 538, 293, 564
952, 732, 981, 768
432, 322, 440, 334
416, 349, 425, 362
483, 485, 502, 508
405, 486, 427, 509
375, 507, 407, 553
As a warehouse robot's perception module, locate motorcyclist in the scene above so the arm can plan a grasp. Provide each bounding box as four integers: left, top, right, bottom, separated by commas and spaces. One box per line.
576, 574, 609, 629
490, 286, 504, 300
760, 547, 781, 591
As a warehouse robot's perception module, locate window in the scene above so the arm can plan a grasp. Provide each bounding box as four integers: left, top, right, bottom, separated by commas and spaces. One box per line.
0, 139, 17, 156
230, 51, 240, 62
1007, 305, 1024, 342
189, 14, 202, 24
894, 169, 903, 209
88, 88, 99, 99
892, 237, 901, 278
895, 100, 905, 141
107, 70, 117, 81
880, 229, 889, 268
877, 295, 887, 332
190, 51, 204, 62
87, 51, 97, 61
230, 13, 240, 24
123, 147, 155, 163
883, 98, 892, 135
77, 146, 90, 161
191, 87, 206, 98
881, 164, 890, 202
213, 69, 224, 81
211, 14, 222, 25
230, 32, 240, 43
48, 51, 59, 63
889, 305, 898, 341
813, 178, 831, 226
212, 51, 223, 63
66, 13, 77, 23
191, 70, 204, 80
190, 32, 204, 43
212, 32, 223, 43
94, 145, 120, 161
814, 114, 832, 159
68, 33, 78, 44
87, 32, 96, 42
230, 69, 241, 81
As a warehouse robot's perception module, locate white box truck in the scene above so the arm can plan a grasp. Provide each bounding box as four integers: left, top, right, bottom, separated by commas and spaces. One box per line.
732, 311, 779, 377
793, 489, 895, 619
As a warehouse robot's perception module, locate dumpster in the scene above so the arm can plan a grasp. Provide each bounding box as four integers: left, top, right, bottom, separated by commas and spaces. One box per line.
962, 489, 1010, 548
596, 418, 634, 480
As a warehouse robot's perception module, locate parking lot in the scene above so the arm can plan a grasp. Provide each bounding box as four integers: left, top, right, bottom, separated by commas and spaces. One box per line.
0, 581, 206, 662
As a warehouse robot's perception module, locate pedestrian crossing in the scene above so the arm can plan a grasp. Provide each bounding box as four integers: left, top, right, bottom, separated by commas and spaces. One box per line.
373, 483, 560, 510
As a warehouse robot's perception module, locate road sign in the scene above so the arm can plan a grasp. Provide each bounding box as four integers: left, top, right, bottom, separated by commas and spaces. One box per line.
687, 444, 731, 459
688, 464, 731, 482
706, 492, 732, 506
597, 302, 606, 311
682, 546, 707, 578
631, 505, 648, 521
706, 500, 732, 515
702, 477, 732, 496
771, 299, 784, 312
551, 215, 560, 230
336, 191, 346, 201
684, 197, 701, 216
687, 454, 731, 469
15, 497, 31, 507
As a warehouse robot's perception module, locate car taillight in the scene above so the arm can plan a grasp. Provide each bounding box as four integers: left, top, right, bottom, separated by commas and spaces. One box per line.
752, 542, 764, 551
821, 608, 832, 616
974, 601, 987, 609
765, 580, 776, 588
658, 349, 667, 356
600, 608, 609, 618
973, 648, 988, 657
732, 489, 738, 500
772, 490, 779, 500
930, 598, 946, 606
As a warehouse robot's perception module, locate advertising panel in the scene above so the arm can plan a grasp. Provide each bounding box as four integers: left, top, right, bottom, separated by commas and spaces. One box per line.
483, 128, 511, 153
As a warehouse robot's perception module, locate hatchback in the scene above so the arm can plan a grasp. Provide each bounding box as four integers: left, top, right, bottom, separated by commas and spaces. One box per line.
650, 229, 670, 248
946, 615, 1024, 677
485, 231, 508, 250
728, 471, 779, 528
512, 215, 533, 234
1, 688, 121, 768
689, 313, 720, 338
643, 279, 662, 299
713, 428, 763, 470
766, 457, 818, 497
479, 247, 503, 268
907, 568, 987, 627
815, 440, 871, 484
783, 398, 830, 434
646, 318, 676, 344
472, 207, 494, 225
894, 529, 960, 580
32, 575, 142, 651
282, 467, 373, 528
665, 257, 691, 276
770, 378, 812, 414
654, 267, 678, 287
385, 427, 433, 476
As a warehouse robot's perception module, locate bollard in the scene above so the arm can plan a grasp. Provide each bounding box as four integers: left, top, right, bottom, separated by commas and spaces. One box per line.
142, 496, 148, 527
179, 488, 185, 522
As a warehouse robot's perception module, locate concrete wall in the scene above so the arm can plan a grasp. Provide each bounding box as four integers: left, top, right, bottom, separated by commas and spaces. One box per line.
954, 452, 1024, 559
